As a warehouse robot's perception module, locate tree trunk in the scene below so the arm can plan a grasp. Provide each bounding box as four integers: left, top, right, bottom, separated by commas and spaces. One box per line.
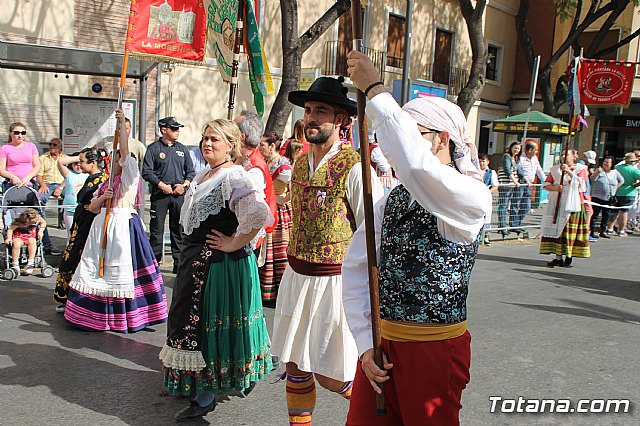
457, 0, 487, 117
265, 0, 351, 135
265, 0, 301, 136
538, 67, 558, 116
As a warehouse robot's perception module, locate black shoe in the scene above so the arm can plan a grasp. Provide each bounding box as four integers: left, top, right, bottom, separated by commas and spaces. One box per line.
564, 257, 573, 268
174, 400, 216, 421
599, 232, 611, 239
271, 355, 280, 371
547, 259, 564, 267
242, 381, 257, 397
172, 264, 178, 274
44, 247, 63, 256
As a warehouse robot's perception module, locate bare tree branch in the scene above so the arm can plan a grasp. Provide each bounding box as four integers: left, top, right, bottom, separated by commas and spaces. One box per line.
594, 25, 640, 57
457, 0, 488, 116
585, 0, 628, 57
300, 0, 351, 53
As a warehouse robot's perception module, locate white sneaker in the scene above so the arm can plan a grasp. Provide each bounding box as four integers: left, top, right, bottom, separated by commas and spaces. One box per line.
24, 264, 34, 275
11, 264, 20, 275
55, 305, 65, 313
618, 232, 627, 237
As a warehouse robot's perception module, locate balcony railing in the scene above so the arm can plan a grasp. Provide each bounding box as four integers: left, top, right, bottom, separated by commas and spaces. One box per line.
323, 41, 385, 79
423, 63, 469, 98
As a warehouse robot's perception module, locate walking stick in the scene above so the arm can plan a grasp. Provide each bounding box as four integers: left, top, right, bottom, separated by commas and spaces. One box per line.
351, 0, 386, 416
227, 0, 245, 120
98, 49, 130, 276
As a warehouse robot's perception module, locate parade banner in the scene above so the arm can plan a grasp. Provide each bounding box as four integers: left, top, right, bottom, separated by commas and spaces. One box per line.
245, 0, 274, 116
126, 0, 208, 63
578, 59, 635, 107
206, 0, 238, 82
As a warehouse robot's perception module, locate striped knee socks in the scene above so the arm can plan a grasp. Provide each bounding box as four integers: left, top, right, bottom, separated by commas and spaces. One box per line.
337, 380, 353, 400
286, 373, 316, 426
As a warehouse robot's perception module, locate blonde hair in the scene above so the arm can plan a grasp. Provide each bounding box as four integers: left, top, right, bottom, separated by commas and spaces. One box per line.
202, 119, 243, 161
12, 208, 40, 228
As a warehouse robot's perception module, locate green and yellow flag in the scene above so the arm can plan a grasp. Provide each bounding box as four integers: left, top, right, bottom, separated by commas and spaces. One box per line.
206, 0, 273, 116
244, 0, 274, 117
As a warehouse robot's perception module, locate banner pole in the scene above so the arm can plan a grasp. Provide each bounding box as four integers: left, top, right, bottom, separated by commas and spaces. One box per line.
553, 49, 582, 224
99, 49, 129, 276
227, 0, 245, 120
351, 0, 386, 416
521, 55, 540, 144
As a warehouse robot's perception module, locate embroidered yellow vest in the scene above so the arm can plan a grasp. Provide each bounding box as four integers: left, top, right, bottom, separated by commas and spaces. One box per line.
288, 144, 360, 265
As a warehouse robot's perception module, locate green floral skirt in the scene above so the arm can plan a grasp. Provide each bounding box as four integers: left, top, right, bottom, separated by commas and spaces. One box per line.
163, 253, 272, 395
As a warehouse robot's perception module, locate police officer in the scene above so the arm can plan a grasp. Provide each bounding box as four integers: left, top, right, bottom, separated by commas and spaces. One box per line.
142, 117, 195, 272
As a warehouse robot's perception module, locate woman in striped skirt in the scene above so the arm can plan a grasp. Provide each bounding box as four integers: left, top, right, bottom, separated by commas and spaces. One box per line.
540, 149, 590, 267
63, 109, 168, 332
258, 131, 293, 302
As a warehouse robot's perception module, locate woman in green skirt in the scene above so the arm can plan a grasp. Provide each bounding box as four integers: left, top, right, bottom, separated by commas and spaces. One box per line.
160, 119, 274, 421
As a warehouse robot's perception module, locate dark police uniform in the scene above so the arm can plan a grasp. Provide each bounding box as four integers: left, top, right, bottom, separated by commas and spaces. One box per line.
142, 118, 195, 265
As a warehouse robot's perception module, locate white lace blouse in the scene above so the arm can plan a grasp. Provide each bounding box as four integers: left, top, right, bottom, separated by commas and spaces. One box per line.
179, 165, 273, 236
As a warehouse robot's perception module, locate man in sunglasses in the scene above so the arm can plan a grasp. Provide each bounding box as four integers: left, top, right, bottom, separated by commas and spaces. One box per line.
36, 138, 66, 255
342, 51, 492, 425
142, 117, 195, 273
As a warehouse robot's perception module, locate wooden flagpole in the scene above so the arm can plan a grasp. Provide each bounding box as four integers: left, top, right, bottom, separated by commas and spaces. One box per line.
351, 0, 386, 416
227, 0, 245, 120
98, 50, 129, 276
553, 49, 582, 224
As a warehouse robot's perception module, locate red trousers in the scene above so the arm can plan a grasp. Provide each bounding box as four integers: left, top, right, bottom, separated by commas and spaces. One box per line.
346, 331, 471, 426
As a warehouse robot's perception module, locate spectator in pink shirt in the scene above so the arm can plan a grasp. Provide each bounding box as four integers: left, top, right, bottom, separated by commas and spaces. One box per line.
0, 122, 41, 192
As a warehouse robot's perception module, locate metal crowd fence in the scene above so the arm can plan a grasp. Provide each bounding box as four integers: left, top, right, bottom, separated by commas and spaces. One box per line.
483, 183, 546, 241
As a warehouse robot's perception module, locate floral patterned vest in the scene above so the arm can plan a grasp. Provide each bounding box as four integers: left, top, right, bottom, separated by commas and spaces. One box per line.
378, 184, 479, 324
288, 144, 360, 265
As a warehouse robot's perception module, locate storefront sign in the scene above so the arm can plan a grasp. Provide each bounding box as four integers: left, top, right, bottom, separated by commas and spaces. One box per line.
492, 122, 569, 135
612, 116, 640, 129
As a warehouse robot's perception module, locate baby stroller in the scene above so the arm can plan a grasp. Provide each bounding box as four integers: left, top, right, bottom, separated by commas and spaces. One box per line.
1, 185, 55, 280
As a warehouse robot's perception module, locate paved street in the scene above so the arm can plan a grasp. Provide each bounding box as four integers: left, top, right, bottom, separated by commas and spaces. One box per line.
0, 228, 638, 425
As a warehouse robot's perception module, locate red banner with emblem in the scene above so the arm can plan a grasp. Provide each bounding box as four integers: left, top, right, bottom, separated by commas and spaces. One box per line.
126, 0, 208, 63
578, 59, 635, 107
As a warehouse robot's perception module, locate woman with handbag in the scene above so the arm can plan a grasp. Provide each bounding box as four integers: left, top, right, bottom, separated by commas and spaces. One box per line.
540, 149, 590, 267
497, 142, 522, 236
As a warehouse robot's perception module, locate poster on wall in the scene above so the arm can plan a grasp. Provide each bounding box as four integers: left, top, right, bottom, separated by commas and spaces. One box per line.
60, 96, 136, 150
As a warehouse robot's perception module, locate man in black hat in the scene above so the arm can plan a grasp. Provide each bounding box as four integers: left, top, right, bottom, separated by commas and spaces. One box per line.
142, 117, 195, 272
270, 76, 383, 424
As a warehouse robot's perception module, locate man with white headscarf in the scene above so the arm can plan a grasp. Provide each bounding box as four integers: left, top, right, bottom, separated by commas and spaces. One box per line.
342, 51, 492, 425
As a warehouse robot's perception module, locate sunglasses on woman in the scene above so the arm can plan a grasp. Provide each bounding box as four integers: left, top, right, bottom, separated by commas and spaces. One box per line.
12, 131, 27, 136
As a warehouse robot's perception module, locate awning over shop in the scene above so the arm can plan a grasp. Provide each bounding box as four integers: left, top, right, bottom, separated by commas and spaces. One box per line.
0, 40, 157, 78
492, 110, 569, 136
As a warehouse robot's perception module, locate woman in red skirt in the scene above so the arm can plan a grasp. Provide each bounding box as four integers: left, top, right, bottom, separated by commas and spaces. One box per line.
258, 131, 293, 302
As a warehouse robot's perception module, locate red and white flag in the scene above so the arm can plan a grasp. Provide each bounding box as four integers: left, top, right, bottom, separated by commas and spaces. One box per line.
578, 59, 635, 107
126, 0, 208, 63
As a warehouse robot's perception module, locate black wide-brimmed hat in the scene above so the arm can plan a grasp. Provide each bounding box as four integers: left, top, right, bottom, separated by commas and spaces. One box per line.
288, 76, 357, 116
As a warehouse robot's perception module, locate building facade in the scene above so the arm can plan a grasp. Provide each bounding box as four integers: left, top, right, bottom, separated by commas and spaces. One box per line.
1, 0, 527, 149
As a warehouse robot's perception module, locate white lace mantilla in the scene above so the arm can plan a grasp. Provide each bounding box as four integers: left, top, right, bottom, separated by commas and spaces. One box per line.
181, 167, 273, 236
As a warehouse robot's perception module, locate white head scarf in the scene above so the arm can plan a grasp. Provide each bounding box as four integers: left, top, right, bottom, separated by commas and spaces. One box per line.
402, 96, 482, 181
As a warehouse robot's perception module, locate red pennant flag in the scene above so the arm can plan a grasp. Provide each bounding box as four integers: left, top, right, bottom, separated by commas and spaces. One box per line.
578, 59, 635, 107
126, 0, 208, 63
